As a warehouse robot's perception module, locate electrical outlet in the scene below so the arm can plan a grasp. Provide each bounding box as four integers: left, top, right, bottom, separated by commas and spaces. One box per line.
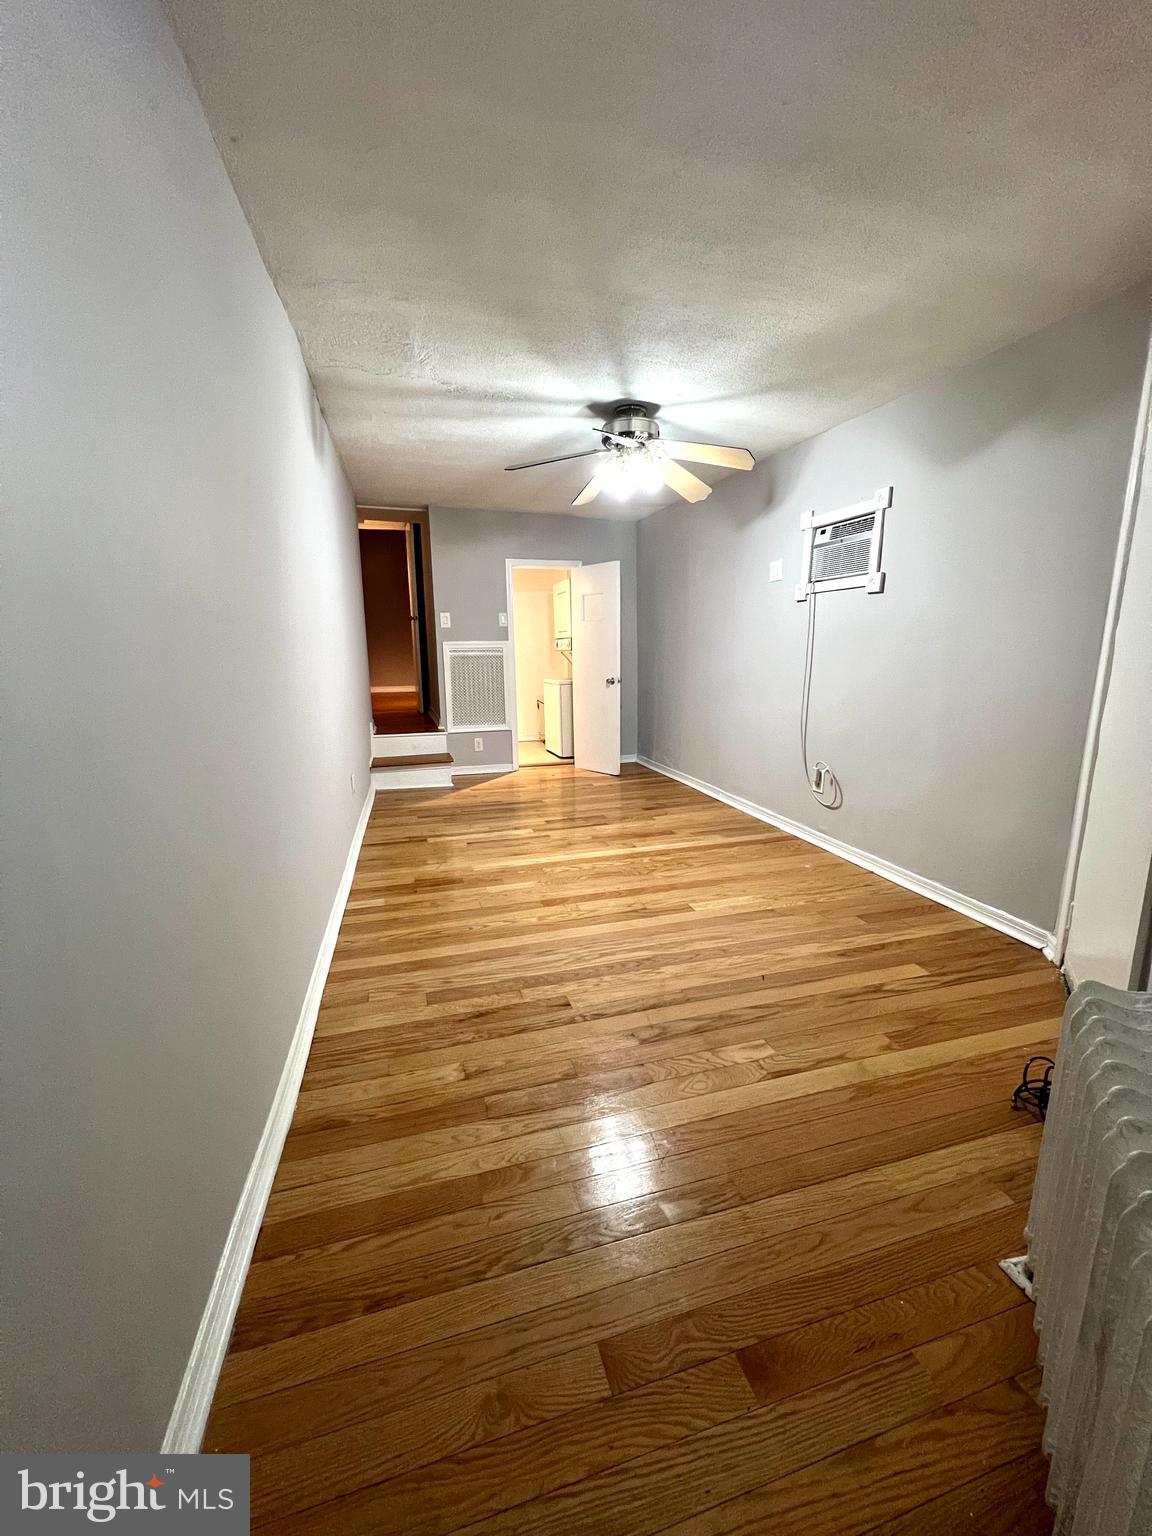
474, 737, 483, 751
439, 611, 451, 629
498, 611, 508, 627
769, 559, 783, 582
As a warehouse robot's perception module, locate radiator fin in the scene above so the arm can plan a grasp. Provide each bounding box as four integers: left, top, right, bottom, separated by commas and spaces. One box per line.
1027, 981, 1152, 1535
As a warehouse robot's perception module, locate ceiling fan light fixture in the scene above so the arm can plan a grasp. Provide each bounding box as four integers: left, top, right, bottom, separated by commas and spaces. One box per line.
599, 444, 666, 500
507, 400, 755, 508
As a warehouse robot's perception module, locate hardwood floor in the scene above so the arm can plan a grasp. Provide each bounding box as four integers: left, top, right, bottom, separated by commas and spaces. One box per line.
372, 690, 440, 734
208, 765, 1060, 1534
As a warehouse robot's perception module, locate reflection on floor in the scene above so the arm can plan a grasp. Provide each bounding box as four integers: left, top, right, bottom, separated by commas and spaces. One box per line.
207, 765, 1060, 1534
372, 690, 439, 735
518, 738, 572, 767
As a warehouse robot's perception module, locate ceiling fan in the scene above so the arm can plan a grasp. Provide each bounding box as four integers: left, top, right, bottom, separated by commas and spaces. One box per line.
505, 402, 756, 507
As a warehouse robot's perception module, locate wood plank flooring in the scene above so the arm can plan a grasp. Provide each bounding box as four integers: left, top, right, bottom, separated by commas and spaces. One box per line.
208, 764, 1060, 1534
371, 690, 439, 734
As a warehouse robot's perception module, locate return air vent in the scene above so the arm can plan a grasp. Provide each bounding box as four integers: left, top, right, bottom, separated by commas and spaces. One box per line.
443, 642, 512, 731
797, 486, 891, 599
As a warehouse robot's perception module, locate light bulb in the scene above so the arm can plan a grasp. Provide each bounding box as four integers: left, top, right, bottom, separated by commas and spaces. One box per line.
599, 451, 636, 500
633, 454, 665, 494
600, 445, 665, 499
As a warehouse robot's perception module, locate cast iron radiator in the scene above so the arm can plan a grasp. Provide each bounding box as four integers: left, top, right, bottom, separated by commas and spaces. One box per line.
1025, 981, 1152, 1534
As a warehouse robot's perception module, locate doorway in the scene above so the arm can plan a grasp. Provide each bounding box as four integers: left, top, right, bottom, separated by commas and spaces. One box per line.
506, 558, 622, 775
358, 511, 440, 735
509, 565, 572, 768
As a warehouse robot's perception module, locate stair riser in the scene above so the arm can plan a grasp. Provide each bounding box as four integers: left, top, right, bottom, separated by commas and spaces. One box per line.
371, 731, 449, 757
371, 766, 455, 791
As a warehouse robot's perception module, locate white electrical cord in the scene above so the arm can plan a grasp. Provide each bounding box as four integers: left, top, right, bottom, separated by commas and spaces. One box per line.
799, 590, 843, 808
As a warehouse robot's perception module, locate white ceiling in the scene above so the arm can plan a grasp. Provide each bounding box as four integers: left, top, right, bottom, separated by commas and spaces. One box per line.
166, 0, 1152, 519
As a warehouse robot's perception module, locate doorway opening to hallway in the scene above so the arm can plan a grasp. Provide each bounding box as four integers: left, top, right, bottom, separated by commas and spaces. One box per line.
358, 510, 440, 735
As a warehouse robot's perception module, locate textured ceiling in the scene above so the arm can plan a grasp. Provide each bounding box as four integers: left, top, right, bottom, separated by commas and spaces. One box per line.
165, 0, 1152, 518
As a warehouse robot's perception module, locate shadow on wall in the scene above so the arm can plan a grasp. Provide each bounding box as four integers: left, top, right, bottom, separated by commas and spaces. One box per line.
685, 288, 1149, 545
886, 292, 1147, 466
308, 390, 328, 459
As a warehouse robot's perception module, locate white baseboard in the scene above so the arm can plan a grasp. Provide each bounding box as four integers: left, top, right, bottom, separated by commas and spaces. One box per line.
637, 755, 1053, 953
621, 753, 638, 764
161, 788, 375, 1453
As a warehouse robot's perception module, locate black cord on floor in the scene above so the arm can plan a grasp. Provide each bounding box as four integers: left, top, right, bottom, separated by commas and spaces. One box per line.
1012, 1056, 1055, 1120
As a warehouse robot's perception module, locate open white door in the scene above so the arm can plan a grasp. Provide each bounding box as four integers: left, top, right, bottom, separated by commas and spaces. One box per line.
571, 561, 621, 776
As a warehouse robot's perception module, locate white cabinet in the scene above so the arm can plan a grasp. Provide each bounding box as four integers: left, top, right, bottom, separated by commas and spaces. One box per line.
552, 577, 572, 644
542, 678, 573, 759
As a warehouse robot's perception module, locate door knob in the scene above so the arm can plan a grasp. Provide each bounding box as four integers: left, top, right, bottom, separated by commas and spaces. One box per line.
605, 676, 620, 687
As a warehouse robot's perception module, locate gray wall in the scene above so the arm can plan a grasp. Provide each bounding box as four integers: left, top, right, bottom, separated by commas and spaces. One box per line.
638, 286, 1150, 932
2, 0, 371, 1450
428, 507, 638, 765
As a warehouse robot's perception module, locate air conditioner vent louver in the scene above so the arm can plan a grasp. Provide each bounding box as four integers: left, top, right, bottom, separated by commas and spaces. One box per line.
828, 514, 877, 542
811, 532, 874, 582
444, 643, 511, 731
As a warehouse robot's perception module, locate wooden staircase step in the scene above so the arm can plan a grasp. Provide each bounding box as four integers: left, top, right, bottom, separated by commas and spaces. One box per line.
371, 753, 454, 769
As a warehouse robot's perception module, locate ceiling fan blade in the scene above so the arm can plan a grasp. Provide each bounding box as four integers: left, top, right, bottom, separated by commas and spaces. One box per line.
572, 474, 604, 507
505, 449, 606, 472
660, 440, 756, 471
659, 460, 712, 503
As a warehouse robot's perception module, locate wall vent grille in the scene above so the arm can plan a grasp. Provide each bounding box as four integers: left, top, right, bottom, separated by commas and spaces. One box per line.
443, 643, 512, 731
811, 513, 877, 582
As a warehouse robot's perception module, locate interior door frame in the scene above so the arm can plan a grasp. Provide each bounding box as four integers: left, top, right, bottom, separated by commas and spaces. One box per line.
358, 506, 441, 726
504, 558, 582, 771
401, 523, 424, 712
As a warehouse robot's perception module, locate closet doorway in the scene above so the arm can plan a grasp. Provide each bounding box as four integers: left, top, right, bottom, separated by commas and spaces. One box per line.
505, 558, 622, 776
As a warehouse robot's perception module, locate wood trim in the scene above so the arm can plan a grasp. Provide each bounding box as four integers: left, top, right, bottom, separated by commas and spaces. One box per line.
372, 754, 453, 769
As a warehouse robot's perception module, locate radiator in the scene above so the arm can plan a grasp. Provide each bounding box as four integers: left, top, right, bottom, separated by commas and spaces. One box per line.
1024, 980, 1152, 1535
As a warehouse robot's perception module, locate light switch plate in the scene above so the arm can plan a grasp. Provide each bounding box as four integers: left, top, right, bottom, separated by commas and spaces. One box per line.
498, 611, 508, 627
439, 612, 451, 628
769, 560, 783, 582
